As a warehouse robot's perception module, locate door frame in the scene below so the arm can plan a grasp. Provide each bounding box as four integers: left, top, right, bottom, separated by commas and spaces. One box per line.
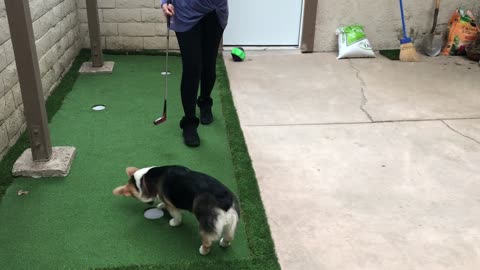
221, 0, 317, 52
300, 0, 318, 53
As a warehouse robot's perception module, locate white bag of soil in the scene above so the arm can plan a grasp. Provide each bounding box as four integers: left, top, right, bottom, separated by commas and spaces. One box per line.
336, 25, 376, 59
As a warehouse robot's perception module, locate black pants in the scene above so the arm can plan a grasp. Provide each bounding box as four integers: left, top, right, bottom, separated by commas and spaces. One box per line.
176, 11, 224, 119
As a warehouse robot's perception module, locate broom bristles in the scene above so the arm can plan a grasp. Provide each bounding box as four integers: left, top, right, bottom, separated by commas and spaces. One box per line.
399, 42, 419, 62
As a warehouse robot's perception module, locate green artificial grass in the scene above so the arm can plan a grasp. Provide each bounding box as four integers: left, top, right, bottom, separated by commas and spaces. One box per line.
379, 49, 400, 60
0, 50, 280, 270
0, 50, 90, 199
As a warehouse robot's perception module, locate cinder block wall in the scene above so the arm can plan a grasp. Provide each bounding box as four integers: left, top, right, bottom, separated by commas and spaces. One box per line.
76, 0, 179, 51
0, 0, 81, 160
314, 1, 479, 52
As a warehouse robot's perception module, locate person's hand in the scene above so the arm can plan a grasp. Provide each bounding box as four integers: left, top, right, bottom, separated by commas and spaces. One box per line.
162, 3, 175, 16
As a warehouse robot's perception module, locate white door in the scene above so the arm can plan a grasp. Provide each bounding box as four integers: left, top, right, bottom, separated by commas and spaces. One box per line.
223, 0, 303, 46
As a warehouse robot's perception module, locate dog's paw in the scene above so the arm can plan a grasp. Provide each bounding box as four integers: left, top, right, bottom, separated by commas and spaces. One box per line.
199, 245, 211, 256
220, 238, 231, 248
157, 202, 165, 209
169, 218, 182, 227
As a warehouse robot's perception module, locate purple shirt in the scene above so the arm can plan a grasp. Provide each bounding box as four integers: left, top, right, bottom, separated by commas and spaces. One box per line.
161, 0, 229, 32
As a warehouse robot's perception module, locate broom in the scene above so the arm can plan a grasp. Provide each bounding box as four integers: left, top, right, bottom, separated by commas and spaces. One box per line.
398, 0, 419, 62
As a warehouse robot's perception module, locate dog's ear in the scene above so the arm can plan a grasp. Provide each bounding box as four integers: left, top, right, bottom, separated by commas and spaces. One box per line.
113, 185, 132, 197
126, 167, 139, 177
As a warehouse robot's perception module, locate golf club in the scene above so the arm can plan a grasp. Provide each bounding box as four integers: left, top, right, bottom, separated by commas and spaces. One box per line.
154, 0, 171, 125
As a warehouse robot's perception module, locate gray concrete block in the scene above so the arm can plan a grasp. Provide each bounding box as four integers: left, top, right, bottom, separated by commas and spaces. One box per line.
141, 8, 165, 23
154, 23, 168, 36
8, 122, 26, 148
42, 69, 56, 95
3, 40, 15, 64
52, 2, 65, 20
0, 76, 5, 99
0, 1, 5, 17
44, 0, 62, 11
0, 16, 10, 45
79, 61, 115, 74
115, 0, 154, 8
0, 90, 15, 124
12, 146, 76, 178
144, 37, 165, 50
105, 36, 142, 50
30, 0, 48, 21
100, 23, 118, 36
0, 44, 7, 72
35, 34, 52, 60
32, 12, 51, 40
103, 9, 141, 23
65, 0, 77, 14
2, 62, 18, 91
77, 9, 88, 23
0, 123, 8, 153
5, 108, 24, 140
98, 0, 116, 9
76, 0, 86, 9
119, 23, 155, 37
11, 83, 22, 108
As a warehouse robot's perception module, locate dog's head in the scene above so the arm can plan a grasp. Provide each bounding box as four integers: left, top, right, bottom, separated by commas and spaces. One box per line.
113, 167, 156, 203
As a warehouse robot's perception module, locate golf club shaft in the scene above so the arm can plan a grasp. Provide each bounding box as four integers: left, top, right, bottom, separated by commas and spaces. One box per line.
153, 2, 171, 125
165, 2, 170, 102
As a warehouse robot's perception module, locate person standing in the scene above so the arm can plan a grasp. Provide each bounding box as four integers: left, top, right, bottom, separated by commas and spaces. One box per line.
161, 0, 229, 147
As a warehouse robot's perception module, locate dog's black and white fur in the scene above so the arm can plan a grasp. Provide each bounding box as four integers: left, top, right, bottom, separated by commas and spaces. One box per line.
116, 165, 240, 255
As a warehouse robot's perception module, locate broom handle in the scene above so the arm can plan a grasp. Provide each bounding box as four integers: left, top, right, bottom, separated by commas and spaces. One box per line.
399, 0, 408, 39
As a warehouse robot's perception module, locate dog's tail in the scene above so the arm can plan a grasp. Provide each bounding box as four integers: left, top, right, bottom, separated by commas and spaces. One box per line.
193, 193, 219, 234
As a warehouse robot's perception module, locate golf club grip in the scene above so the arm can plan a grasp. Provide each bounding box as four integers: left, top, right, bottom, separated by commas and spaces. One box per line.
166, 0, 172, 28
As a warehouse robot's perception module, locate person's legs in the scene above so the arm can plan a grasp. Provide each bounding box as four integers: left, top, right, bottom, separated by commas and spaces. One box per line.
197, 11, 225, 125
176, 24, 202, 146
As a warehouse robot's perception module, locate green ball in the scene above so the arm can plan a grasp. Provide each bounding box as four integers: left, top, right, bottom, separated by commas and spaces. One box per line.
231, 47, 246, 62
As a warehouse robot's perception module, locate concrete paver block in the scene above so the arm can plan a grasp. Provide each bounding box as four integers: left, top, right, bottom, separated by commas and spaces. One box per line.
12, 146, 76, 178
79, 61, 115, 74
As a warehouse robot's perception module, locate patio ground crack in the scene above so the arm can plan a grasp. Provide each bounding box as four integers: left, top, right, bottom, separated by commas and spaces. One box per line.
442, 120, 480, 145
349, 60, 374, 122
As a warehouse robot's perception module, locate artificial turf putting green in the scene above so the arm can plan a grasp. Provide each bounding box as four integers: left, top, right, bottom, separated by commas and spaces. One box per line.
379, 49, 400, 60
0, 51, 280, 270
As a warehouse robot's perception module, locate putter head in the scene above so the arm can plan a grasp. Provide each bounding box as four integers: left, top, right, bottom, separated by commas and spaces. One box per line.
153, 101, 167, 125
154, 115, 167, 125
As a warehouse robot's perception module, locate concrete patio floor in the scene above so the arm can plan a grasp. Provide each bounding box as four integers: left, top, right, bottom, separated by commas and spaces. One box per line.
224, 52, 480, 270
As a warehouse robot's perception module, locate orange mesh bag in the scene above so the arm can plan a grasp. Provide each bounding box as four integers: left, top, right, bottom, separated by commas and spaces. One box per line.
442, 7, 478, 56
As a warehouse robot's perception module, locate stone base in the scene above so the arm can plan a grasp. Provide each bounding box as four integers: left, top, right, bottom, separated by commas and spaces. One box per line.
12, 147, 76, 178
79, 61, 115, 74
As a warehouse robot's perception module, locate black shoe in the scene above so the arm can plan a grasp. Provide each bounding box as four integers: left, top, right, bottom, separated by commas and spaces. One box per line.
179, 117, 200, 147
197, 97, 213, 125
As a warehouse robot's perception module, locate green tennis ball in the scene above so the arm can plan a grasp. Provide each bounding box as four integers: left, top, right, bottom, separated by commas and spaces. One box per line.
231, 47, 246, 62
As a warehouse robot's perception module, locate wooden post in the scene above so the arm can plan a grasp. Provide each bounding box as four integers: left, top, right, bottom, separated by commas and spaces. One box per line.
4, 0, 52, 161
86, 0, 104, 67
